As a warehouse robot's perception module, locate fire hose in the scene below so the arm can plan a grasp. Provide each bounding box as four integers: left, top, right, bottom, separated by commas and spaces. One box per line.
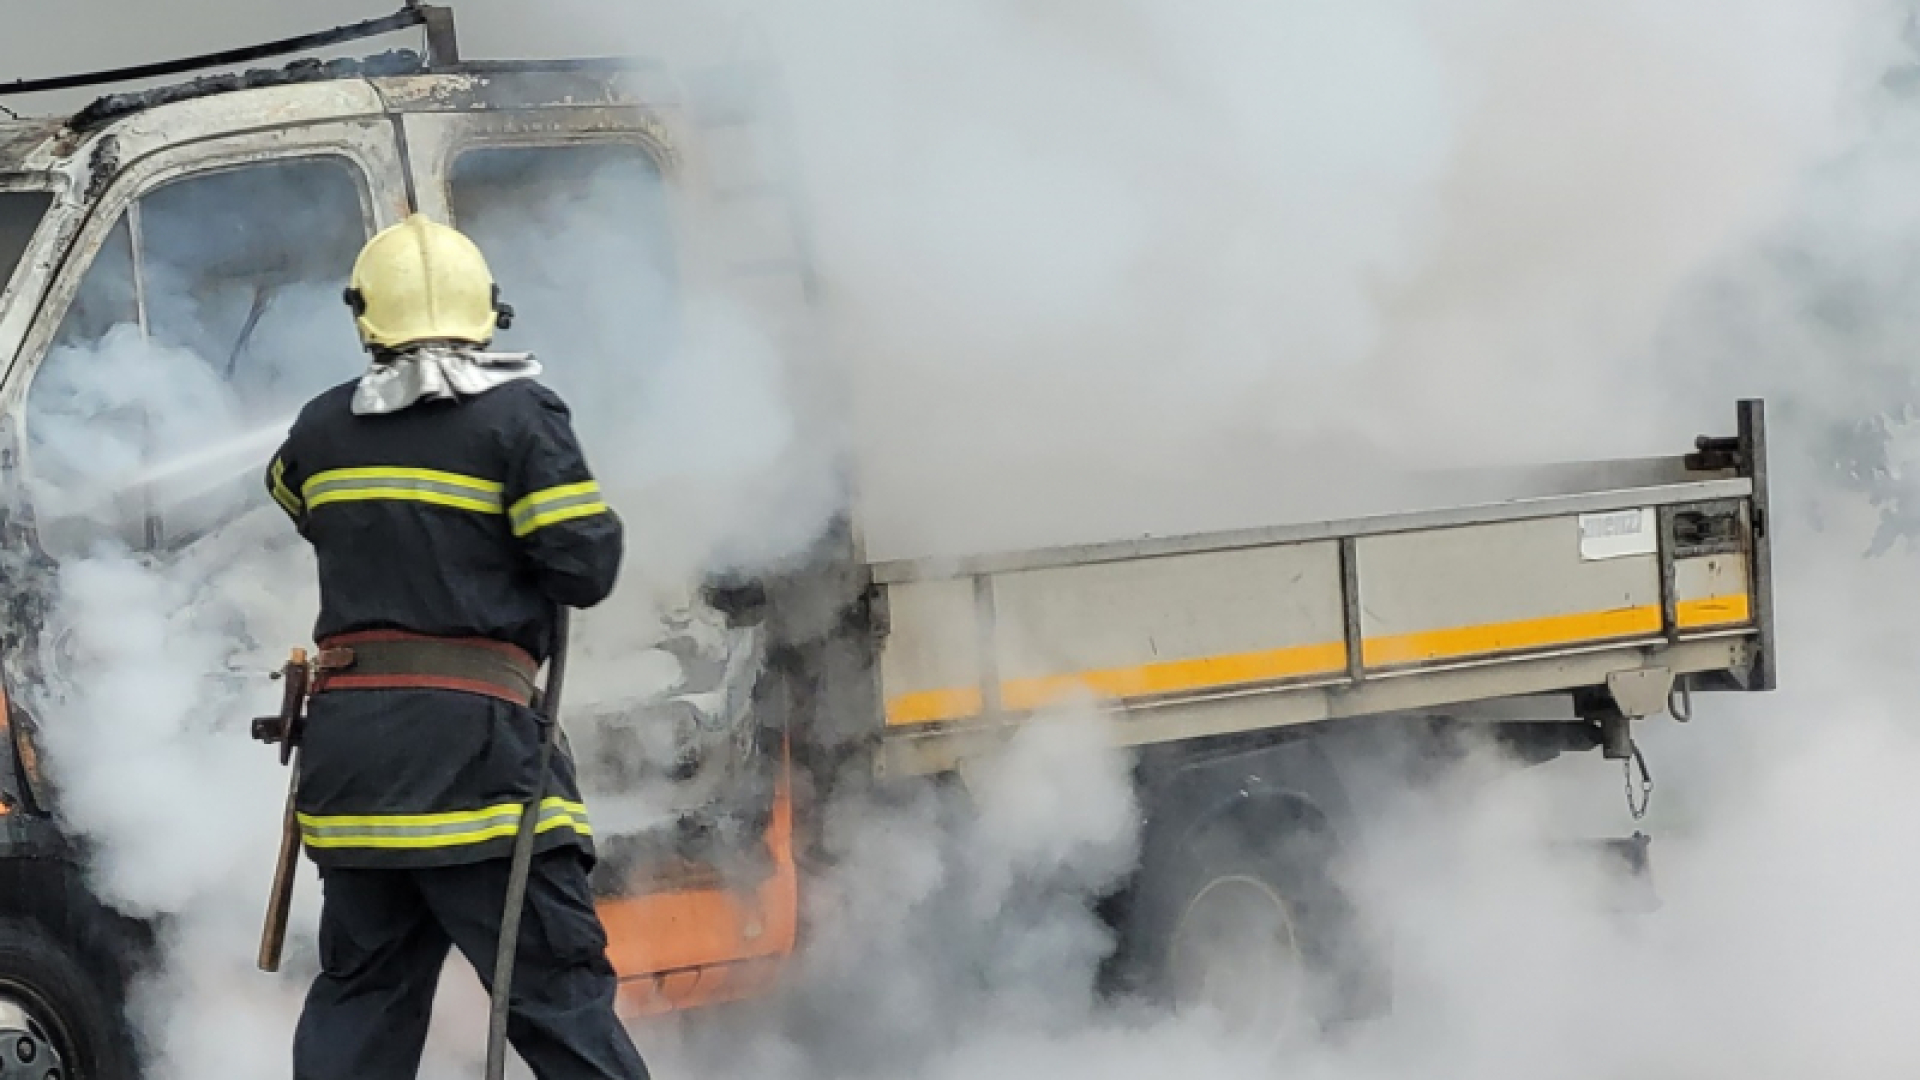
486, 605, 570, 1080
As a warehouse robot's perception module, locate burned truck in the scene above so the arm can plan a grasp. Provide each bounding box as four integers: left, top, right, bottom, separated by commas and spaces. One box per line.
0, 10, 1777, 1079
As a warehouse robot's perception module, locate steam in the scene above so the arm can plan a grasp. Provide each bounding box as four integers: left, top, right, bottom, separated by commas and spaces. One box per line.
10, 1, 1920, 1079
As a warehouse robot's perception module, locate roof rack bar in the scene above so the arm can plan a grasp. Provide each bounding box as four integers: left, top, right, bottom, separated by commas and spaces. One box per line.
0, 7, 428, 98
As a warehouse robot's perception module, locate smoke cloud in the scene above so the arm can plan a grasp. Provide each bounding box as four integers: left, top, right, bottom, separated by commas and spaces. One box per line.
672, 0, 1902, 559
9, 1, 1920, 1079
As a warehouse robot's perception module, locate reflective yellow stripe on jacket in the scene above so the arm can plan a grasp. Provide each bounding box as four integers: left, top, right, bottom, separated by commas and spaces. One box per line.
270, 457, 303, 517
302, 466, 505, 514
509, 481, 609, 537
297, 797, 592, 851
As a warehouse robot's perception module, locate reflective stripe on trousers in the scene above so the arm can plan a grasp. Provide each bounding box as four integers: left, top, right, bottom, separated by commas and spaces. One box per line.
298, 797, 592, 851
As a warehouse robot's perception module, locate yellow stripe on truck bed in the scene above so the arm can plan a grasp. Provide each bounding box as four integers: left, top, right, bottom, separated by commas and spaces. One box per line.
883, 593, 1752, 727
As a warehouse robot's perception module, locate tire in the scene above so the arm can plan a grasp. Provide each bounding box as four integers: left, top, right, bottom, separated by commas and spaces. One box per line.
0, 919, 137, 1080
1131, 808, 1386, 1043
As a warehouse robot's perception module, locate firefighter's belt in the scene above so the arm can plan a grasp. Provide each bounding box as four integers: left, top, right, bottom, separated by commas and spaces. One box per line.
310, 631, 539, 707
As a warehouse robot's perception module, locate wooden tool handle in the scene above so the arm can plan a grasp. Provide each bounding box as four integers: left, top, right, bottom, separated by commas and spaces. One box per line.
257, 757, 301, 973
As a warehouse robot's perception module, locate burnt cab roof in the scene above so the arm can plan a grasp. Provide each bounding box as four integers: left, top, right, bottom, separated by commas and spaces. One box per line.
0, 49, 715, 177
72, 51, 693, 131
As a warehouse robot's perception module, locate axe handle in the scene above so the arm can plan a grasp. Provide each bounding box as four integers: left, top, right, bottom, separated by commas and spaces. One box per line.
258, 749, 301, 973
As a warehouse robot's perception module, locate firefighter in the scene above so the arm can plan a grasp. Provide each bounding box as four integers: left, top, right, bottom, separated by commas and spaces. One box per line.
265, 214, 648, 1080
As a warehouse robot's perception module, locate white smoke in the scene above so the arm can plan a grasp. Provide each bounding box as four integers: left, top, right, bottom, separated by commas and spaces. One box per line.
24, 512, 324, 1077
11, 1, 1920, 1079
574, 2, 1920, 1079
684, 0, 1903, 560
711, 708, 1143, 1076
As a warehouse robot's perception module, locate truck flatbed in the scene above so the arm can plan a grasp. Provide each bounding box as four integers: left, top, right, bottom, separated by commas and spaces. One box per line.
870, 401, 1774, 776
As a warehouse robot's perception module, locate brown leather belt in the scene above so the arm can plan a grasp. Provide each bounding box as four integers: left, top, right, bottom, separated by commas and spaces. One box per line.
310, 630, 539, 707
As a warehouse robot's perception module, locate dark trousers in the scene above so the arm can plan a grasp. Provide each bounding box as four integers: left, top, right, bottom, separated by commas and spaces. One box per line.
292, 849, 650, 1080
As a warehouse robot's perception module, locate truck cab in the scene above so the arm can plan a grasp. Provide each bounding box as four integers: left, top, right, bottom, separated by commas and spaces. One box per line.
0, 44, 826, 1077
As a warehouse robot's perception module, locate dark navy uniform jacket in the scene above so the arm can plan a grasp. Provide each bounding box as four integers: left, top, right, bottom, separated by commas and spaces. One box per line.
265, 374, 622, 870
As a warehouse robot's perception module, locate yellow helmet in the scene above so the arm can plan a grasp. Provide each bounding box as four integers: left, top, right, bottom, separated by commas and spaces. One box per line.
342, 214, 514, 349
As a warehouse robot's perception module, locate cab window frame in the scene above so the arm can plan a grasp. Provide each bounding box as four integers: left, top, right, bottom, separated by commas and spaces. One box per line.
17, 144, 383, 555
13, 136, 389, 404
58, 152, 377, 355
439, 132, 680, 290
437, 133, 682, 405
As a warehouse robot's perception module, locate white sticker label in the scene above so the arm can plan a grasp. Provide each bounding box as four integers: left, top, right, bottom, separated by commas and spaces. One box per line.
1578, 508, 1657, 561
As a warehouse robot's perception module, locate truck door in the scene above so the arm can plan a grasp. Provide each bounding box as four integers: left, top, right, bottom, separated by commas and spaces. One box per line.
16, 118, 408, 558
392, 95, 802, 1018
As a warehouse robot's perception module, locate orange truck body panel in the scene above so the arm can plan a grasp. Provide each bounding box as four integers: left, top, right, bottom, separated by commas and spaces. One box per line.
598, 756, 799, 1018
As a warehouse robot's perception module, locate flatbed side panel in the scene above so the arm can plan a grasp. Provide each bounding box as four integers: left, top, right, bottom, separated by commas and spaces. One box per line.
880, 579, 988, 724
877, 497, 1761, 734
989, 542, 1345, 711
1354, 515, 1661, 669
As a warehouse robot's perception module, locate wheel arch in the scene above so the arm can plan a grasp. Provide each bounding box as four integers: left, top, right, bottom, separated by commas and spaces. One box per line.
1139, 730, 1360, 869
0, 846, 158, 996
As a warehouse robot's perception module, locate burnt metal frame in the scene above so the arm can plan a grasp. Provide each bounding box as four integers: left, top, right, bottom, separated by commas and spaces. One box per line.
0, 7, 455, 99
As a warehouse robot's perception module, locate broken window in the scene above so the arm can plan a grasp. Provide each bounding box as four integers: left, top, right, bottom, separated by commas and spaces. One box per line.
27, 156, 372, 553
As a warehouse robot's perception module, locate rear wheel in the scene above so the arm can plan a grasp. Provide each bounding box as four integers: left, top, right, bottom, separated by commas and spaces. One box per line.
1166, 870, 1307, 1034
0, 919, 136, 1080
1136, 809, 1384, 1043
